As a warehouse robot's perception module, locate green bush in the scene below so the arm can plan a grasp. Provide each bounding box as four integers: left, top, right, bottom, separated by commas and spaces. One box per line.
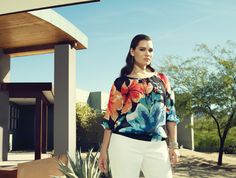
194, 118, 236, 152
76, 103, 104, 151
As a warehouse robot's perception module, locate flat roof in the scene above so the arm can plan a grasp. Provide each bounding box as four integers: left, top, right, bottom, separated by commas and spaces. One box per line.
0, 83, 54, 105
0, 9, 88, 57
0, 0, 99, 15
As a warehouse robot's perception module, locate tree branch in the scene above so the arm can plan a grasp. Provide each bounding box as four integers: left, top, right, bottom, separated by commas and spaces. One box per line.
206, 105, 222, 140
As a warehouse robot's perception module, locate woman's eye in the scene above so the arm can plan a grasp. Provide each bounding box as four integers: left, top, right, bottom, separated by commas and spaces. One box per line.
149, 49, 153, 52
139, 48, 153, 52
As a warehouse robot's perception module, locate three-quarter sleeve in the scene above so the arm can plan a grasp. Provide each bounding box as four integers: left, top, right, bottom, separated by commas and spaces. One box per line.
166, 89, 180, 124
101, 81, 123, 130
157, 73, 180, 124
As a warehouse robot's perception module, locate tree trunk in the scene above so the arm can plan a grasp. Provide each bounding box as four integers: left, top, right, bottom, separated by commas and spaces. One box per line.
217, 138, 225, 166
217, 113, 234, 166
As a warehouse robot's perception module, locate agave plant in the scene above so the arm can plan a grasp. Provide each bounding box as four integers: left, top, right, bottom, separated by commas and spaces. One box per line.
52, 149, 101, 178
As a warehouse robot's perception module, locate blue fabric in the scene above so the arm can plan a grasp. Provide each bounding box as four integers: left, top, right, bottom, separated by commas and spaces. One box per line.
102, 74, 180, 141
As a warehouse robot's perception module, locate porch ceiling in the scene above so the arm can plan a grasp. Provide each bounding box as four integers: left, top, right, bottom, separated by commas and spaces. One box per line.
0, 9, 88, 57
0, 82, 54, 105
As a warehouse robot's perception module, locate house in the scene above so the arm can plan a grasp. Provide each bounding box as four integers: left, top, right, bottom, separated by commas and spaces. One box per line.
0, 3, 98, 161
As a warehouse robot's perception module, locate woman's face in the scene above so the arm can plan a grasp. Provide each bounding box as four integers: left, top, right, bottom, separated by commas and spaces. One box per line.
130, 40, 153, 69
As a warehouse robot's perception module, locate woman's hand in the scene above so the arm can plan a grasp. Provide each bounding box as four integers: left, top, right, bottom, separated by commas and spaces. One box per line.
169, 148, 180, 167
98, 150, 108, 173
98, 130, 112, 173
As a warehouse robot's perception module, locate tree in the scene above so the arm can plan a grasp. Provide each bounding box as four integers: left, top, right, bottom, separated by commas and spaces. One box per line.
159, 41, 236, 165
76, 102, 104, 151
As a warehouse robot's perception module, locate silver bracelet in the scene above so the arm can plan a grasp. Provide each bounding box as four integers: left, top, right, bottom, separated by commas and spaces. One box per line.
168, 141, 179, 149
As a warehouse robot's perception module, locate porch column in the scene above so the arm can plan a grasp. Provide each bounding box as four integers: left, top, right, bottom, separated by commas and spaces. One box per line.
0, 50, 10, 161
54, 44, 76, 158
42, 102, 48, 153
35, 95, 42, 160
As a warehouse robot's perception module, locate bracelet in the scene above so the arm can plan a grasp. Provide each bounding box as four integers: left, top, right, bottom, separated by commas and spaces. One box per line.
168, 141, 179, 149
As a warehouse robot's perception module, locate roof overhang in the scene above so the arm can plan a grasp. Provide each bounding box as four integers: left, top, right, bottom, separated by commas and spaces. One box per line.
0, 83, 54, 105
0, 9, 88, 57
0, 0, 99, 15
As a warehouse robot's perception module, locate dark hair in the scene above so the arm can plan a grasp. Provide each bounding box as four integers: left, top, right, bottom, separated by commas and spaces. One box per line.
120, 34, 155, 77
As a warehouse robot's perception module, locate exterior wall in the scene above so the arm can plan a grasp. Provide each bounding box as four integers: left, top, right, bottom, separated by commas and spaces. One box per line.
87, 92, 101, 111
100, 92, 109, 111
177, 114, 194, 150
0, 50, 10, 161
76, 88, 90, 103
0, 92, 10, 161
76, 89, 109, 111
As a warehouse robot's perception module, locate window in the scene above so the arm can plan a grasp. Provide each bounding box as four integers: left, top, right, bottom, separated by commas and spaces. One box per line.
9, 104, 20, 130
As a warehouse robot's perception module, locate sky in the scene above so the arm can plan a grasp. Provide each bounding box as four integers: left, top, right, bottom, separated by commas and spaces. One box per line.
10, 0, 236, 93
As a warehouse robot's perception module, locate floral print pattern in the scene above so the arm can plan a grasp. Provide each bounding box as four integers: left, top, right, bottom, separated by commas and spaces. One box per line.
102, 73, 179, 141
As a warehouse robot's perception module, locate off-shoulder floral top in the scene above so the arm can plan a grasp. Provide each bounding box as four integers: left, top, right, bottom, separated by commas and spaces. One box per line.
101, 72, 179, 142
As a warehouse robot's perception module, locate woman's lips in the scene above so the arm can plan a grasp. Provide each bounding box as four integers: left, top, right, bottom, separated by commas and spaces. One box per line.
144, 58, 151, 61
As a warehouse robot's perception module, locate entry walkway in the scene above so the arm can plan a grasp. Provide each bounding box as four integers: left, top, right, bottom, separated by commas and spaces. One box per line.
0, 152, 52, 167
1, 149, 236, 178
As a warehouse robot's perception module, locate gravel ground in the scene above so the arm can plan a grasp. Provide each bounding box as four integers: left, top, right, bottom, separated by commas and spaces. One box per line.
172, 148, 236, 178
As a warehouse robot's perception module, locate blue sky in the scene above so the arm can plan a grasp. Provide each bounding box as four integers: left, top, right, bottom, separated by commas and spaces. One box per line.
11, 0, 236, 92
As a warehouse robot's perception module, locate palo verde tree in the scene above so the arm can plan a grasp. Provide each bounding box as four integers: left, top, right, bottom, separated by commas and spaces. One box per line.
159, 41, 236, 165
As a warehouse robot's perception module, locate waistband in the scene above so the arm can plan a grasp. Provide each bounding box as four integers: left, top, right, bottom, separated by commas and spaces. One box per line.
113, 132, 166, 142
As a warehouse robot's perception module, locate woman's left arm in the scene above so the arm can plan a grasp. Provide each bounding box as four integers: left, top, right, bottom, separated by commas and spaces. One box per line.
166, 122, 180, 166
161, 73, 180, 166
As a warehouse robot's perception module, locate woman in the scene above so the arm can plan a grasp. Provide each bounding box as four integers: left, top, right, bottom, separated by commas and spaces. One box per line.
98, 34, 180, 178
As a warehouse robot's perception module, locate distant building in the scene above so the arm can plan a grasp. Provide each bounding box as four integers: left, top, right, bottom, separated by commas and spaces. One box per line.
6, 87, 108, 152
76, 88, 109, 112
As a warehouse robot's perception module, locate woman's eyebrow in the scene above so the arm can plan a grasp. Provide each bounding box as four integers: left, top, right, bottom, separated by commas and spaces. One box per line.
138, 47, 153, 50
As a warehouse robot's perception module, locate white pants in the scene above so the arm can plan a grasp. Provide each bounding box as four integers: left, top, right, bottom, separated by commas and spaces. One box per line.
108, 134, 172, 178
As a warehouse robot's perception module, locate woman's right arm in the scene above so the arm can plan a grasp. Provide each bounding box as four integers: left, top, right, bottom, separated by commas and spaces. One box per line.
99, 80, 122, 172
101, 129, 112, 153
98, 129, 112, 172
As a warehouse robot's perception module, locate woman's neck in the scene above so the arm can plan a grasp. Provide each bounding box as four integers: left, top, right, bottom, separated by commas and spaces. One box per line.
128, 64, 155, 78
132, 64, 147, 74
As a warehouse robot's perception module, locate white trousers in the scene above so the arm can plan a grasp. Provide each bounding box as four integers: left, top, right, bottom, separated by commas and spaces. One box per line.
108, 134, 172, 178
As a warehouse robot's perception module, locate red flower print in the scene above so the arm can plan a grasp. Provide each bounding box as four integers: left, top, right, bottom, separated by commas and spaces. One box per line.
104, 84, 123, 121
121, 80, 144, 114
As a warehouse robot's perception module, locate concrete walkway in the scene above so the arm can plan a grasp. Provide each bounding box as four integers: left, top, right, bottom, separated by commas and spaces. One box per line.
0, 152, 51, 167
1, 149, 236, 178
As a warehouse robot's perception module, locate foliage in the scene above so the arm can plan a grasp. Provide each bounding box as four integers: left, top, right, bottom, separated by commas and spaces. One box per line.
158, 41, 236, 165
76, 102, 104, 151
174, 92, 192, 121
52, 149, 101, 178
194, 117, 236, 151
76, 102, 103, 131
